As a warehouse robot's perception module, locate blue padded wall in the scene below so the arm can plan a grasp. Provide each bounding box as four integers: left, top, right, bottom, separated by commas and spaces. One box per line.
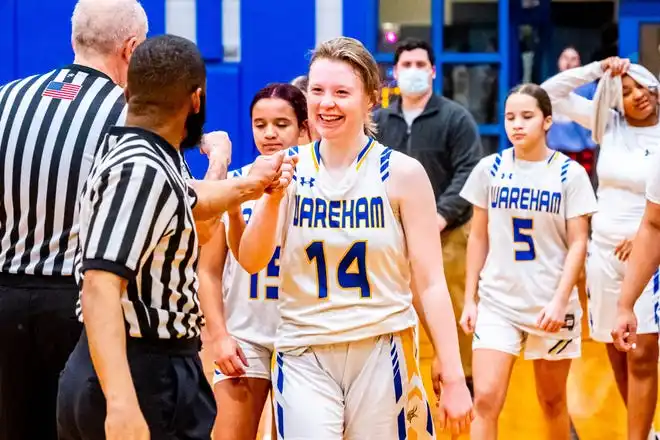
11, 0, 165, 79
185, 63, 241, 178
0, 0, 318, 178
15, 0, 78, 77
0, 0, 16, 84
237, 0, 315, 169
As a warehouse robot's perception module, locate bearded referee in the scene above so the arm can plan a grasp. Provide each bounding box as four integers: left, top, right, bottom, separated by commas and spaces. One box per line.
56, 34, 295, 440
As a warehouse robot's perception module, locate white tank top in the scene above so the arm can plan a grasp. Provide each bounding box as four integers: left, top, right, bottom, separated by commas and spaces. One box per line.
221, 164, 281, 350
276, 140, 417, 351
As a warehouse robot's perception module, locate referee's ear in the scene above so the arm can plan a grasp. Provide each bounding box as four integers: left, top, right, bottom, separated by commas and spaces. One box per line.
191, 87, 203, 114
122, 36, 141, 65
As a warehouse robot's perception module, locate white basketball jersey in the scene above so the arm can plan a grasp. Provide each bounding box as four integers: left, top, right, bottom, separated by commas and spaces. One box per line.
221, 163, 282, 350
276, 140, 418, 351
460, 148, 598, 338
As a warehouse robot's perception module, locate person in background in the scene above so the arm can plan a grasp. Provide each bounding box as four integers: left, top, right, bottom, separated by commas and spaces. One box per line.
291, 74, 319, 143
543, 56, 660, 440
199, 83, 309, 440
547, 46, 598, 179
373, 38, 482, 393
291, 75, 308, 93
460, 83, 596, 440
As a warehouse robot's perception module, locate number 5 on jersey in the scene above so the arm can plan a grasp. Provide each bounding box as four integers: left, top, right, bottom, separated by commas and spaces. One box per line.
249, 246, 281, 300
305, 241, 371, 299
512, 217, 535, 261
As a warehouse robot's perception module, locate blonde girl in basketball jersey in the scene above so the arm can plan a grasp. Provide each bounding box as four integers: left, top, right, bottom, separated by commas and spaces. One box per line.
542, 57, 660, 440
198, 83, 310, 440
237, 37, 473, 439
459, 84, 597, 440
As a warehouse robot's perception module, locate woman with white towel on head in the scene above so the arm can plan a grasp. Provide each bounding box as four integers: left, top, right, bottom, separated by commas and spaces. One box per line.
542, 57, 660, 440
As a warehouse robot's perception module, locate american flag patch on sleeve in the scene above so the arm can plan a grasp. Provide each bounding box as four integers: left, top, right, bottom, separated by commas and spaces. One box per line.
42, 81, 82, 101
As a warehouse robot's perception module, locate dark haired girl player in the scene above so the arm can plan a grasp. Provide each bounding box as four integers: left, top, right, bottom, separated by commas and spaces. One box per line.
543, 57, 660, 440
458, 84, 597, 440
198, 83, 309, 440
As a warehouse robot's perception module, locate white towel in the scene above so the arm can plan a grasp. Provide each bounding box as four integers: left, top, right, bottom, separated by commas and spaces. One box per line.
591, 64, 659, 144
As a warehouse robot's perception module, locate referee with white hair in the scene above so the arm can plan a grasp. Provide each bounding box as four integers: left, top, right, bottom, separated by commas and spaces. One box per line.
0, 1, 147, 439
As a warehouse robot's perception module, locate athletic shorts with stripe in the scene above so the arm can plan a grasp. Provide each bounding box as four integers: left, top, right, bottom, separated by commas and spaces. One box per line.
473, 302, 580, 360
271, 327, 435, 440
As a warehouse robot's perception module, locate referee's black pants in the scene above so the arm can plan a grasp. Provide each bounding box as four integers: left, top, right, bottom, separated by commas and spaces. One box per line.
0, 272, 82, 440
57, 330, 216, 440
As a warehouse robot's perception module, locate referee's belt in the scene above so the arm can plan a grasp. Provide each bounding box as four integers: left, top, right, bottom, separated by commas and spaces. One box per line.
125, 333, 201, 356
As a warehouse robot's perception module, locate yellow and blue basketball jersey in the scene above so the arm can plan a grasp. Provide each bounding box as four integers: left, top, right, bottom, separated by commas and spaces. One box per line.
275, 139, 418, 351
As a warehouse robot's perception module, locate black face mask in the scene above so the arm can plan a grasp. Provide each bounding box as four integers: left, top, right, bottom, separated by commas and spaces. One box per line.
180, 93, 206, 151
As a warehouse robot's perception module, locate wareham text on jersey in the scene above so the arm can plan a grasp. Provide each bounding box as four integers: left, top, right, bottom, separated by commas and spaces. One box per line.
490, 185, 562, 214
292, 195, 385, 229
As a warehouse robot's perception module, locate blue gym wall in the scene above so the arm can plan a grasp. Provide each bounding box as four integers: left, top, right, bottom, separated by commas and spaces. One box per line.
0, 0, 316, 179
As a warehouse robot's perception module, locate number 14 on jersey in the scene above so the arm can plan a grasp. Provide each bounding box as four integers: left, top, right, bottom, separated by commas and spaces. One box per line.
305, 241, 372, 299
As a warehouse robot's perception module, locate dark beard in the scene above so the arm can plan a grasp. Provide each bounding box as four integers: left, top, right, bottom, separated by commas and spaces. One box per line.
180, 94, 206, 150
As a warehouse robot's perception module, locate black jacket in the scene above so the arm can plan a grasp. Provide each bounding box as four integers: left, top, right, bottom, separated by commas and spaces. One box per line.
373, 94, 483, 229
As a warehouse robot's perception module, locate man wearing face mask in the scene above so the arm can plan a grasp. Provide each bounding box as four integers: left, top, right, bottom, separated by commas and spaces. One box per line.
374, 38, 482, 394
56, 34, 293, 440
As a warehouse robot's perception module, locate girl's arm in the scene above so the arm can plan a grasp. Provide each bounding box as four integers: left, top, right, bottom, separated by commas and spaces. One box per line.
390, 153, 466, 385
198, 222, 230, 341
236, 154, 297, 274
226, 208, 246, 260
538, 163, 598, 331
540, 61, 604, 130
390, 152, 473, 433
457, 157, 492, 307
537, 214, 591, 332
464, 206, 489, 306
198, 221, 250, 375
237, 191, 289, 274
555, 215, 590, 304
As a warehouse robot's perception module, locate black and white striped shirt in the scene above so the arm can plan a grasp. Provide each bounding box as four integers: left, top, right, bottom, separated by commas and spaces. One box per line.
0, 64, 126, 276
75, 126, 202, 340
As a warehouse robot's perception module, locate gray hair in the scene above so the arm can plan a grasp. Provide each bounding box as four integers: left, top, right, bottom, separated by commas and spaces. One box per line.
71, 0, 149, 55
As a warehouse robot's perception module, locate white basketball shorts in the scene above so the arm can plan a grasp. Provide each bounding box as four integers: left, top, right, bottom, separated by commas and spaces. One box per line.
213, 338, 273, 385
586, 241, 660, 343
271, 327, 435, 440
472, 302, 581, 360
